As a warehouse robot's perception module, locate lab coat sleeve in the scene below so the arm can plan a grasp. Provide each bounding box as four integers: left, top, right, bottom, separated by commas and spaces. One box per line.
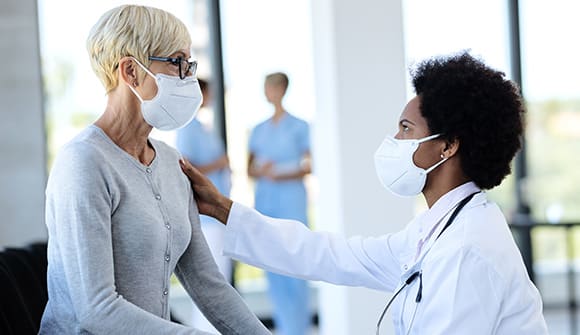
223, 202, 402, 292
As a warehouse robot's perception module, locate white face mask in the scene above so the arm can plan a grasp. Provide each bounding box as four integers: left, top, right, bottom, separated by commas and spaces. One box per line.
128, 58, 203, 131
374, 133, 447, 197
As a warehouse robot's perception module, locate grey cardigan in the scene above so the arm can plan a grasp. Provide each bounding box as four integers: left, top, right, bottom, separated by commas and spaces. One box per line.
40, 125, 269, 335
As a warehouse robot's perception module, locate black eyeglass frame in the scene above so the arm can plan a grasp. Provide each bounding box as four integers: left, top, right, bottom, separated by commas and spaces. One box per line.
148, 56, 197, 80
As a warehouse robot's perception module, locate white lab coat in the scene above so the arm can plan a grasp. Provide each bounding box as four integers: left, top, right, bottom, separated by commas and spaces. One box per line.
223, 182, 548, 334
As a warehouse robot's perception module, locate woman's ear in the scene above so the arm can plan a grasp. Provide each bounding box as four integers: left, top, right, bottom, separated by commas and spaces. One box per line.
441, 137, 460, 159
118, 57, 138, 87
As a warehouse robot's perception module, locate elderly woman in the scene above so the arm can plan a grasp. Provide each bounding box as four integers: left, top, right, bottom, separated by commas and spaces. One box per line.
181, 53, 549, 334
40, 5, 269, 335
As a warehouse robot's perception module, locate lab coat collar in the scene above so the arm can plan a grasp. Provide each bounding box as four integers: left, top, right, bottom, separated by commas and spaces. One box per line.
419, 182, 481, 230
402, 181, 482, 278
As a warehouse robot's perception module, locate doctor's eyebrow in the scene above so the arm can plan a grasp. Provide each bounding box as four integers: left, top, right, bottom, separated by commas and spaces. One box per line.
399, 119, 416, 126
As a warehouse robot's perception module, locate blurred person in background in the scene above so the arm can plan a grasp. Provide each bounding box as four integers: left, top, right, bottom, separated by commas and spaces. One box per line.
40, 5, 269, 334
246, 72, 312, 335
176, 78, 234, 333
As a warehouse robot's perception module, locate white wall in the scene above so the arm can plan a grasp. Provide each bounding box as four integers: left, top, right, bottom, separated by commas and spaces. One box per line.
0, 0, 47, 247
310, 0, 412, 334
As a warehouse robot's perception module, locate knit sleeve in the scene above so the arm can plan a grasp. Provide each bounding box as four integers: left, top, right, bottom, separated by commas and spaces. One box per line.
45, 143, 210, 335
174, 191, 270, 335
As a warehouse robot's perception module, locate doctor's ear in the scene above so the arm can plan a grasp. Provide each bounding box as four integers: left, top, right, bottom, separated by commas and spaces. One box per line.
118, 57, 139, 87
441, 137, 460, 159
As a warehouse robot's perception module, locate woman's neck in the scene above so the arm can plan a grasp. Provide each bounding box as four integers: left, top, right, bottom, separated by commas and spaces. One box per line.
423, 179, 469, 208
422, 161, 470, 208
94, 101, 154, 165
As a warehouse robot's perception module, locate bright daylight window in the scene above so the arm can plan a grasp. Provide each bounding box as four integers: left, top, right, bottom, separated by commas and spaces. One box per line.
519, 1, 580, 324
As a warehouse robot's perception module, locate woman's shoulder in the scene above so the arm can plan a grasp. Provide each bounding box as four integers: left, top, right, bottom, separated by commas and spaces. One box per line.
461, 197, 509, 239
428, 195, 511, 257
55, 126, 110, 166
48, 126, 116, 191
252, 118, 271, 131
451, 199, 524, 272
286, 113, 309, 127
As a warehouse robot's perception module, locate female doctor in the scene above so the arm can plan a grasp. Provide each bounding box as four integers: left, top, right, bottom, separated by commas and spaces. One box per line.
180, 52, 548, 334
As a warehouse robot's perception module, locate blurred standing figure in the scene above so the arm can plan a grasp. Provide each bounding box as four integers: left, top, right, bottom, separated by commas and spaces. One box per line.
248, 72, 312, 335
176, 78, 233, 333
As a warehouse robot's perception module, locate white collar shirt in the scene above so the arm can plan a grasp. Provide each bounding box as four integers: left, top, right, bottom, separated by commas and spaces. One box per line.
224, 182, 548, 334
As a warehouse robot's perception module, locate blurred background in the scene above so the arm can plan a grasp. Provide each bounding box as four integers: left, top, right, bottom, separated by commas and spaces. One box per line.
1, 0, 580, 334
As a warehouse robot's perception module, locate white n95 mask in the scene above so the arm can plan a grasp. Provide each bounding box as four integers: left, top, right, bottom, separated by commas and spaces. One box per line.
128, 58, 203, 131
374, 134, 447, 197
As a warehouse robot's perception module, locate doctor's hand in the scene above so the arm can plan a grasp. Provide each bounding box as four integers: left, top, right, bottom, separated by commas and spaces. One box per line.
180, 158, 233, 225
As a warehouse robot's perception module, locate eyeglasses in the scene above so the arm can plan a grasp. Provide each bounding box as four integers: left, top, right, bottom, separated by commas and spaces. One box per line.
148, 56, 197, 80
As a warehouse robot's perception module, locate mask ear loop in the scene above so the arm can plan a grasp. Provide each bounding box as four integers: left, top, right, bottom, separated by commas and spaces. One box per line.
127, 82, 144, 103
131, 57, 156, 79
415, 133, 447, 174
416, 133, 441, 144
425, 156, 448, 174
126, 57, 157, 104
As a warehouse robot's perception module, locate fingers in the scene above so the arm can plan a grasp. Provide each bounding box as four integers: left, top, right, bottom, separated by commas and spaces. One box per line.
179, 158, 202, 181
179, 157, 191, 169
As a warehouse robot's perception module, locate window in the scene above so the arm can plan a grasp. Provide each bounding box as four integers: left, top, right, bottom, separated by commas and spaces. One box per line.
519, 0, 580, 223
402, 0, 512, 212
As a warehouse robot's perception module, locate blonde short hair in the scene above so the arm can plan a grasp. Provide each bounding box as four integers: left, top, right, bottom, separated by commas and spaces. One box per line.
87, 5, 191, 93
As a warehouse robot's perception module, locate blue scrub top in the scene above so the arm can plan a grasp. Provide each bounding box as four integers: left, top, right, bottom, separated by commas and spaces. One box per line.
176, 118, 231, 197
249, 112, 310, 224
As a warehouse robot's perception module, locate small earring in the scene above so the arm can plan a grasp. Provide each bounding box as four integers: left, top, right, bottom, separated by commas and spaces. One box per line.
440, 154, 445, 159
132, 81, 138, 87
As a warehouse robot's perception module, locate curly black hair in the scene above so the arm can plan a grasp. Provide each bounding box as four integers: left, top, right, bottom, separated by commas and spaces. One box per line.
411, 52, 524, 190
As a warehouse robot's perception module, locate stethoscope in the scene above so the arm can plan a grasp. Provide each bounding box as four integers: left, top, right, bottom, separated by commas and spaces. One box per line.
375, 191, 480, 335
